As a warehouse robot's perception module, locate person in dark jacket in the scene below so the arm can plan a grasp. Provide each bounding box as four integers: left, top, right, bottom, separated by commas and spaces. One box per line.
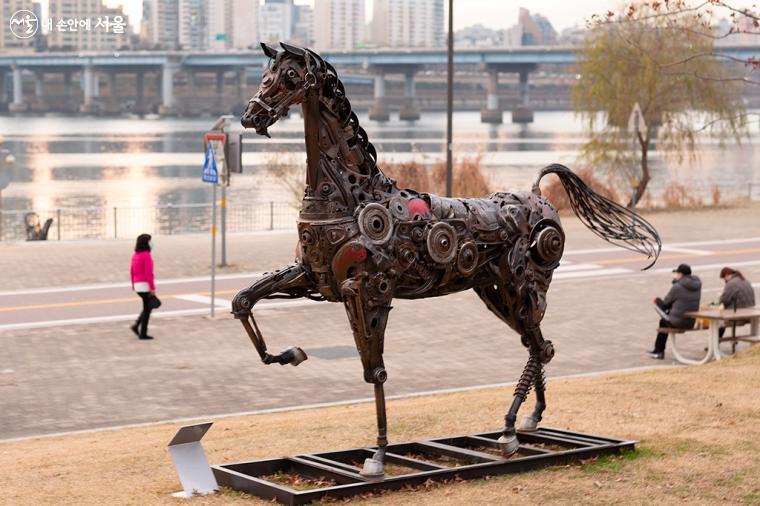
718, 267, 756, 338
647, 263, 702, 359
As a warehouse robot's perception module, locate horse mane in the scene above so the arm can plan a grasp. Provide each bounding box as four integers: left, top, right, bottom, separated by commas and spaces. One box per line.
302, 48, 385, 181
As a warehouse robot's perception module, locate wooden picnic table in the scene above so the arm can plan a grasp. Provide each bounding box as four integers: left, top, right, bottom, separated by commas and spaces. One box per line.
676, 307, 760, 364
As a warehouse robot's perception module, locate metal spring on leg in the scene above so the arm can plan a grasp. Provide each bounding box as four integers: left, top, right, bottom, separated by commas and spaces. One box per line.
534, 364, 546, 392
514, 355, 541, 401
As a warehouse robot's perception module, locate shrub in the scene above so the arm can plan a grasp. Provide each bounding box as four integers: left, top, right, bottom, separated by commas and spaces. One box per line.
661, 182, 703, 209
382, 155, 491, 197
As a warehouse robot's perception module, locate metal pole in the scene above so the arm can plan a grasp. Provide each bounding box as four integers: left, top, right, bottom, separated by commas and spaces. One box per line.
113, 206, 117, 238
220, 183, 227, 266
445, 0, 454, 197
211, 184, 217, 317
56, 208, 61, 240
269, 201, 274, 230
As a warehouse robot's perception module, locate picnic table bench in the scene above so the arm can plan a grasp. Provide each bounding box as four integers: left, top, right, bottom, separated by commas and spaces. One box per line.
664, 307, 760, 365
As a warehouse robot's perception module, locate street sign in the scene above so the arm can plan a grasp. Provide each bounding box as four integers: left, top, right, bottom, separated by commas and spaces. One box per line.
202, 143, 219, 184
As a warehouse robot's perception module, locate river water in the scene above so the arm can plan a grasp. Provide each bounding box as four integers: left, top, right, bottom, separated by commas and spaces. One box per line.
0, 111, 757, 239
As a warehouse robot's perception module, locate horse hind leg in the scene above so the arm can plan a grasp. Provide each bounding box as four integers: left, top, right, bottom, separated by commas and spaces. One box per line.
474, 285, 554, 456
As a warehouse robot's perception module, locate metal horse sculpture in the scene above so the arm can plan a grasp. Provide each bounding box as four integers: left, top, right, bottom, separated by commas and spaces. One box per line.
234, 42, 661, 478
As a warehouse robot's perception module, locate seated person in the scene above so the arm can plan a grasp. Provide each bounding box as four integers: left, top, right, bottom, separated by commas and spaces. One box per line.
717, 267, 756, 338
647, 263, 702, 359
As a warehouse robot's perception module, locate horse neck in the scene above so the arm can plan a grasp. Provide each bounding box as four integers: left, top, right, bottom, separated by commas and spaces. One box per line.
299, 87, 391, 213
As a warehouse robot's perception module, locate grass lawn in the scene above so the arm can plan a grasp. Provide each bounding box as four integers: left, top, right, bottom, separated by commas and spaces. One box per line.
2, 346, 759, 505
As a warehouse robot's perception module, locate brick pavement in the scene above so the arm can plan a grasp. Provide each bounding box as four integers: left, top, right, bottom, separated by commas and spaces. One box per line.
1, 204, 759, 439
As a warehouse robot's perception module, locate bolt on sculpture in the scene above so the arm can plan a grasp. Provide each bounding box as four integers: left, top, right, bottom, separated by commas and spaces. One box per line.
233, 42, 661, 478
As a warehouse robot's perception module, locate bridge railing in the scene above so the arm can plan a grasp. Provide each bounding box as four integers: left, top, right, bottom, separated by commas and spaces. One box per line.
0, 201, 297, 242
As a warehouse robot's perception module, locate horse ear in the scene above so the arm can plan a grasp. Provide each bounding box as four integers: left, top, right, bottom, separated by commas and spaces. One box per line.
280, 41, 305, 56
306, 48, 325, 69
260, 42, 278, 59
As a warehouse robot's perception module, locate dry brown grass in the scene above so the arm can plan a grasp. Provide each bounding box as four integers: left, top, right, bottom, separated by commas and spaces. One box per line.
662, 182, 704, 209
2, 347, 760, 505
382, 156, 491, 198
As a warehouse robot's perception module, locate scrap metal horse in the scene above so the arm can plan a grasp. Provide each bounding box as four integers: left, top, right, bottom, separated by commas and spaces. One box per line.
233, 42, 661, 478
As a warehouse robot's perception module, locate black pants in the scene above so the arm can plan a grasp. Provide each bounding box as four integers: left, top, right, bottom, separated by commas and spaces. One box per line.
654, 318, 692, 353
136, 292, 152, 338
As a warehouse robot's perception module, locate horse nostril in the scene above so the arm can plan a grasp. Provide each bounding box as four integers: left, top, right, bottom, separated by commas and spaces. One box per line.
253, 116, 261, 125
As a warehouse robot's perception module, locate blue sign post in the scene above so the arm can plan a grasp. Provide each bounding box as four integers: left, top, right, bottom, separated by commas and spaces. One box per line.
202, 141, 220, 316
202, 144, 219, 184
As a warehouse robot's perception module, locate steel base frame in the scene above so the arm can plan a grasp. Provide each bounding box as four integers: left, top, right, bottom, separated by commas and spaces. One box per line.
212, 427, 636, 505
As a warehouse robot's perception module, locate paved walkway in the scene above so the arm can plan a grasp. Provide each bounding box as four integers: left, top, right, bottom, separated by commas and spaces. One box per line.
1, 204, 759, 440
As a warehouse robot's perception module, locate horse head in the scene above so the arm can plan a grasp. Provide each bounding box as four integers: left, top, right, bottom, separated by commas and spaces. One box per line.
241, 42, 325, 137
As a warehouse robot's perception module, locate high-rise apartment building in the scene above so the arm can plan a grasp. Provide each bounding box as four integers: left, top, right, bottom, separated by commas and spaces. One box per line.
178, 0, 204, 50
313, 0, 364, 51
258, 0, 293, 45
230, 0, 257, 50
142, 0, 179, 49
292, 4, 312, 47
48, 0, 130, 51
1, 0, 37, 52
371, 0, 444, 48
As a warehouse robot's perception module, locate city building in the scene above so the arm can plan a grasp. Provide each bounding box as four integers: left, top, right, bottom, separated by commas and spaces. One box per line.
455, 23, 501, 49
230, 0, 257, 50
1, 0, 38, 53
258, 0, 293, 45
206, 0, 230, 50
292, 3, 313, 47
503, 8, 557, 47
178, 0, 205, 50
142, 0, 179, 49
313, 0, 365, 51
48, 0, 131, 51
370, 0, 444, 48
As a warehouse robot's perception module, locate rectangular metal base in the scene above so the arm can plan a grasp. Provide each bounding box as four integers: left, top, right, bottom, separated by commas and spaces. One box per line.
212, 427, 636, 505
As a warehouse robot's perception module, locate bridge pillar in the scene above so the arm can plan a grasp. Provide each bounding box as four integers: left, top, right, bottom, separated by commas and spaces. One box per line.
34, 72, 44, 99
368, 72, 389, 122
107, 72, 118, 113
215, 70, 225, 112
62, 72, 73, 112
80, 65, 99, 114
135, 72, 145, 114
511, 69, 533, 124
480, 70, 502, 124
237, 68, 246, 103
9, 66, 28, 113
184, 72, 200, 116
159, 61, 179, 116
399, 70, 420, 121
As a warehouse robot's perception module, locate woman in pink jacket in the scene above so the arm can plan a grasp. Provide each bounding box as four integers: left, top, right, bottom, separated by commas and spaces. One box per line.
130, 234, 156, 340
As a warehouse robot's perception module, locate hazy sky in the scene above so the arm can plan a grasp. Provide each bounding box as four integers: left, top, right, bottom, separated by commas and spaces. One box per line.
37, 0, 757, 35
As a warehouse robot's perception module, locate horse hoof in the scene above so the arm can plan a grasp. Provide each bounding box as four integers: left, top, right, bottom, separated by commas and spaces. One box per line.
497, 434, 519, 457
520, 414, 539, 432
359, 457, 385, 479
281, 346, 308, 366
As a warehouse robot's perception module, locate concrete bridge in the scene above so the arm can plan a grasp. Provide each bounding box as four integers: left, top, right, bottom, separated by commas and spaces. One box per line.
0, 45, 756, 123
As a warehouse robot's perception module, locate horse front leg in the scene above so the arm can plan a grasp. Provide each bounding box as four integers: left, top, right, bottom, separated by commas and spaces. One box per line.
231, 263, 320, 366
341, 274, 393, 478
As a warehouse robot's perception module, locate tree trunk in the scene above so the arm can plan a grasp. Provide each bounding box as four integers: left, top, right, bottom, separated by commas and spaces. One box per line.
628, 134, 650, 207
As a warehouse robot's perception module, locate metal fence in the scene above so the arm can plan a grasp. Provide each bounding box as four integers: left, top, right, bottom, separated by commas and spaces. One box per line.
0, 202, 298, 242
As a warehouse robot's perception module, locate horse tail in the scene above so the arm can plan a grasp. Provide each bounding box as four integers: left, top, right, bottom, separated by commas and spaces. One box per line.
534, 163, 662, 270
